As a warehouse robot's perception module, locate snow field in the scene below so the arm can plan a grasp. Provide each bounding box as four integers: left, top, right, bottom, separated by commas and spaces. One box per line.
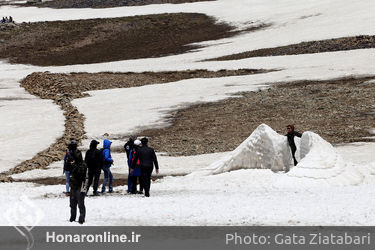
1, 0, 375, 226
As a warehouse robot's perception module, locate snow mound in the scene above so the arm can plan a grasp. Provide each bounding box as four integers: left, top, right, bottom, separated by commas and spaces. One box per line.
274, 131, 364, 188
192, 124, 293, 176
193, 124, 365, 187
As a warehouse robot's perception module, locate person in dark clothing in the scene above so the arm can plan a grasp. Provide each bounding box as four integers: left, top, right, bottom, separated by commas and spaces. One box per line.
69, 161, 87, 224
125, 135, 136, 193
131, 137, 159, 197
129, 139, 142, 194
124, 135, 137, 160
66, 140, 86, 224
63, 140, 82, 196
101, 139, 114, 193
286, 125, 302, 169
84, 140, 102, 196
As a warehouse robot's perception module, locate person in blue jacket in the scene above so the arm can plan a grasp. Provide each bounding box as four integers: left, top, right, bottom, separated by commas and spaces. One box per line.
101, 139, 114, 193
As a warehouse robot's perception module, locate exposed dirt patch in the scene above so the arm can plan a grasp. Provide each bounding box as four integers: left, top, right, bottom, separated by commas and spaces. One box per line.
0, 13, 241, 66
14, 174, 171, 187
24, 69, 268, 94
209, 35, 375, 61
137, 77, 375, 156
18, 0, 215, 8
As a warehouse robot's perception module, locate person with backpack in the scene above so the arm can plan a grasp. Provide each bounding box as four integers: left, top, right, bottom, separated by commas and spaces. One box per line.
124, 135, 136, 159
68, 147, 87, 224
131, 137, 159, 197
101, 139, 114, 193
84, 140, 102, 196
63, 140, 82, 196
128, 139, 142, 194
125, 135, 136, 193
286, 125, 303, 169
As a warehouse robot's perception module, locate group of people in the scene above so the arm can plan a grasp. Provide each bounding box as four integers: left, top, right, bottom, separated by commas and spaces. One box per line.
1, 16, 14, 23
63, 125, 300, 224
63, 136, 159, 224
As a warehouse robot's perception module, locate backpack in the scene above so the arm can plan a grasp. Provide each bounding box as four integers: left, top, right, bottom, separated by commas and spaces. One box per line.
70, 162, 88, 190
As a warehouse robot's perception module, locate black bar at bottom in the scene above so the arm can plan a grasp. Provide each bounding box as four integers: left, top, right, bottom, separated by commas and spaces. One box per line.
0, 226, 374, 250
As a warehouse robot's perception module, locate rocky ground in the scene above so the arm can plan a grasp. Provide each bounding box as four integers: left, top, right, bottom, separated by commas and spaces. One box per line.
139, 77, 375, 155
209, 35, 375, 61
0, 13, 238, 66
17, 0, 215, 8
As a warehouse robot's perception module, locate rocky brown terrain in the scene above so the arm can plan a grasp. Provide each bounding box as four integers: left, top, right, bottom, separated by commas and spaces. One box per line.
18, 0, 215, 8
139, 77, 375, 155
0, 13, 237, 66
209, 35, 375, 61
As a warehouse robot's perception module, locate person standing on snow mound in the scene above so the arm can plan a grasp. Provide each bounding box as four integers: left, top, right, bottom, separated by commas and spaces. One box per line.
131, 137, 159, 197
84, 140, 103, 196
286, 125, 302, 168
101, 139, 114, 193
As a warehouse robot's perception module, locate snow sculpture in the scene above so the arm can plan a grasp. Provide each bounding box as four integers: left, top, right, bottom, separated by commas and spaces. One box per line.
194, 124, 293, 176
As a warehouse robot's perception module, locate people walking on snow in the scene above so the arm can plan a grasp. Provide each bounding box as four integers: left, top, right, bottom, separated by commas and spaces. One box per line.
68, 147, 87, 224
286, 125, 302, 169
101, 139, 114, 193
84, 140, 102, 196
128, 139, 142, 194
1, 17, 5, 23
63, 139, 82, 196
131, 137, 159, 197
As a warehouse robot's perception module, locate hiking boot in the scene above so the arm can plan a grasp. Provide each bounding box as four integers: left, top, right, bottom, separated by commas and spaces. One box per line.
137, 191, 143, 194
65, 192, 70, 197
78, 219, 85, 224
108, 190, 113, 193
69, 217, 75, 222
93, 192, 100, 196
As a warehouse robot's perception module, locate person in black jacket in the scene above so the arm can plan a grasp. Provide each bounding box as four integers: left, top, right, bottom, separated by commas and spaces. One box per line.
84, 140, 102, 196
63, 140, 83, 196
286, 125, 302, 168
131, 137, 159, 197
125, 135, 137, 193
124, 135, 137, 160
64, 139, 86, 224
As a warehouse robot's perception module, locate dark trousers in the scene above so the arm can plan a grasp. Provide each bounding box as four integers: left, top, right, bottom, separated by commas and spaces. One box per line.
141, 167, 153, 196
291, 148, 298, 166
130, 176, 144, 193
70, 189, 85, 221
87, 170, 101, 194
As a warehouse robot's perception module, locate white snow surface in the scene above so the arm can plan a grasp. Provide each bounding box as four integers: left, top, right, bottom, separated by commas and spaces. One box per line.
4, 126, 375, 226
1, 0, 375, 226
0, 61, 65, 172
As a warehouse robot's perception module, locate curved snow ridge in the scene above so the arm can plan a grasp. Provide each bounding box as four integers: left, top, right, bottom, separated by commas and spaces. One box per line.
275, 131, 364, 188
194, 124, 366, 187
191, 124, 292, 177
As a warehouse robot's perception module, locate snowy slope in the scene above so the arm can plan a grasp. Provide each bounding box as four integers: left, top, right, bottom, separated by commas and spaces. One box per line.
2, 0, 375, 171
